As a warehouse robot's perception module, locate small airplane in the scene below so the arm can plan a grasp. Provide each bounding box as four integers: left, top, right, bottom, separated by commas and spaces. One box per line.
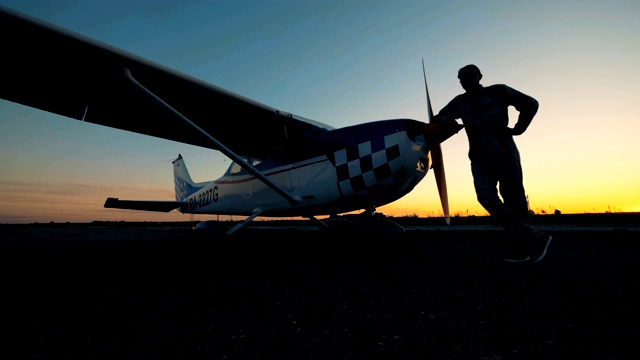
0, 6, 463, 235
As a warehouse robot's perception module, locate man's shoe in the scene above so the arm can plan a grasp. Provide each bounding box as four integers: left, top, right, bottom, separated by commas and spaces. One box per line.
503, 243, 530, 263
504, 255, 530, 263
530, 233, 552, 263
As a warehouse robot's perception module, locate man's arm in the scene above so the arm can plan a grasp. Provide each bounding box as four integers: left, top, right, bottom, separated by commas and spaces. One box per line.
505, 85, 539, 136
433, 98, 461, 125
432, 100, 464, 141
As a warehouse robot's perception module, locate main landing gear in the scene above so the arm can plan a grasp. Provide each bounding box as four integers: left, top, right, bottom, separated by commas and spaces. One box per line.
321, 209, 405, 234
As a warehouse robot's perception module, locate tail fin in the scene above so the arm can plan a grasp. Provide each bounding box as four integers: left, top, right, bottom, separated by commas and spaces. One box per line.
173, 154, 204, 201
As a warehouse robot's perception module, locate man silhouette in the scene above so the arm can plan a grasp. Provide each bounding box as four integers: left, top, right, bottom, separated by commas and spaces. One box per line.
434, 64, 552, 263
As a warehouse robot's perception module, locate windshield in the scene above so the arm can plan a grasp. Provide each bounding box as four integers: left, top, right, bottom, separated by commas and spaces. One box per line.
227, 156, 262, 175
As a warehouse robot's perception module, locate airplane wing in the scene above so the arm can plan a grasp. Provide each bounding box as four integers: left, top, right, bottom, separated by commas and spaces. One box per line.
104, 198, 187, 213
0, 6, 330, 160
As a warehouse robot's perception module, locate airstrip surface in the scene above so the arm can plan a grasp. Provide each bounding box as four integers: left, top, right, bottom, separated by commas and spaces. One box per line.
1, 218, 638, 359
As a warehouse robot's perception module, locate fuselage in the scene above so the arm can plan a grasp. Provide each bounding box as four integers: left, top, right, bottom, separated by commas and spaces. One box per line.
180, 119, 434, 217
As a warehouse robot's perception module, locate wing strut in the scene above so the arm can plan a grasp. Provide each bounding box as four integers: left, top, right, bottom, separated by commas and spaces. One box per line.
122, 67, 302, 207
226, 208, 265, 235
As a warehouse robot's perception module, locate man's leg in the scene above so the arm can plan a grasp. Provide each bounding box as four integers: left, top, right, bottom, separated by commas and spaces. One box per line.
472, 160, 535, 239
498, 156, 552, 263
498, 157, 530, 225
471, 160, 533, 262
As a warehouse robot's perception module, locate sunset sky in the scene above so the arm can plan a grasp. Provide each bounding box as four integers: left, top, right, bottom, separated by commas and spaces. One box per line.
1, 0, 639, 223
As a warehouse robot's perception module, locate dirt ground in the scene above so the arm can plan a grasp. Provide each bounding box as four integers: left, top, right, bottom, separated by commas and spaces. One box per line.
1, 224, 638, 359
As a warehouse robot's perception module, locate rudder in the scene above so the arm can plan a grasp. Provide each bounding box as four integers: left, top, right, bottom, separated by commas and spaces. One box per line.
173, 154, 204, 201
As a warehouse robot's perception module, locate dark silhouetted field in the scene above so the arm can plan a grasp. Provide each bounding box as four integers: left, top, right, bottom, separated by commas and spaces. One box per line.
1, 214, 638, 359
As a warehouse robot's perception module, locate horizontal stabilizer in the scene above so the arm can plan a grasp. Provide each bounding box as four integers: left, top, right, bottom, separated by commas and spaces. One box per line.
104, 197, 187, 212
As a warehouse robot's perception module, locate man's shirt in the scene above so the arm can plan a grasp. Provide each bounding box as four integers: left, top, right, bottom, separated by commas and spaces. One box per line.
436, 84, 538, 160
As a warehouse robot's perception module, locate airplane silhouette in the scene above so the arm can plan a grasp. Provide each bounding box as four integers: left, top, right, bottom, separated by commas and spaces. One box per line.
0, 6, 463, 234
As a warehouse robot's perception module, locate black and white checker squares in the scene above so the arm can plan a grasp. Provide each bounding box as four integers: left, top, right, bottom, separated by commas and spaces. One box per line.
174, 173, 202, 201
332, 132, 409, 198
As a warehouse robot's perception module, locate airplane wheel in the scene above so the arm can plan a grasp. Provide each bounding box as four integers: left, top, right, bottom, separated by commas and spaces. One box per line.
321, 217, 404, 234
365, 218, 405, 234
358, 219, 405, 235
321, 218, 355, 231
192, 220, 228, 236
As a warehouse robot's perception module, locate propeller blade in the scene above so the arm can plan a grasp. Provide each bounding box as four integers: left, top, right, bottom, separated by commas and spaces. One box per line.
422, 58, 451, 224
422, 58, 434, 121
431, 144, 450, 225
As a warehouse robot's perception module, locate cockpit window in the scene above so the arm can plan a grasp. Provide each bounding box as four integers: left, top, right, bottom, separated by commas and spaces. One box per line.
227, 156, 263, 175
228, 161, 244, 175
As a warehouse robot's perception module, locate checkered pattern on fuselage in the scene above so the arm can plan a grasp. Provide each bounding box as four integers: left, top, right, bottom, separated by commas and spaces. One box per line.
332, 132, 409, 198
174, 174, 202, 201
